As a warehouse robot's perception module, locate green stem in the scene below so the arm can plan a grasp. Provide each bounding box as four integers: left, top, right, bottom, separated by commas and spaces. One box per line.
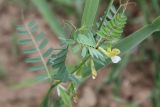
96, 38, 102, 48
32, 0, 65, 38
95, 0, 114, 46
41, 81, 61, 107
151, 0, 160, 15
41, 56, 90, 106
71, 56, 90, 74
98, 0, 114, 30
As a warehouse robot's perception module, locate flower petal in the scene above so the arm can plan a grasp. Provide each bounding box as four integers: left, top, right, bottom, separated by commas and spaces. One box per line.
111, 56, 121, 63
112, 48, 121, 56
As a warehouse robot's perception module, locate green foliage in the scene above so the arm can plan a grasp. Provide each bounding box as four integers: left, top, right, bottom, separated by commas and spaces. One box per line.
97, 14, 127, 39
77, 33, 96, 48
81, 0, 100, 30
151, 0, 160, 14
48, 47, 70, 82
16, 0, 160, 107
96, 0, 114, 29
40, 82, 61, 107
91, 16, 160, 79
115, 16, 160, 53
16, 15, 160, 88
32, 0, 65, 38
17, 21, 52, 79
96, 1, 127, 41
76, 32, 105, 61
151, 52, 160, 107
59, 87, 72, 107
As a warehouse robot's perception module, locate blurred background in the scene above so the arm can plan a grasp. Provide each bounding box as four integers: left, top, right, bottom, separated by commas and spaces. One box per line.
0, 0, 160, 107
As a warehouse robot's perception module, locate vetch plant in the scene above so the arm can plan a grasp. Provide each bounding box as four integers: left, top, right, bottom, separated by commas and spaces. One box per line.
16, 0, 160, 106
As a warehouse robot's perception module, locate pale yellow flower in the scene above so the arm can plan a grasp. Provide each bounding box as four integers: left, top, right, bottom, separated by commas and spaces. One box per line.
98, 47, 121, 63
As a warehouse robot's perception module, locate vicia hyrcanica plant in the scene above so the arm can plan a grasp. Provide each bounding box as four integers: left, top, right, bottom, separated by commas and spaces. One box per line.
16, 0, 160, 106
